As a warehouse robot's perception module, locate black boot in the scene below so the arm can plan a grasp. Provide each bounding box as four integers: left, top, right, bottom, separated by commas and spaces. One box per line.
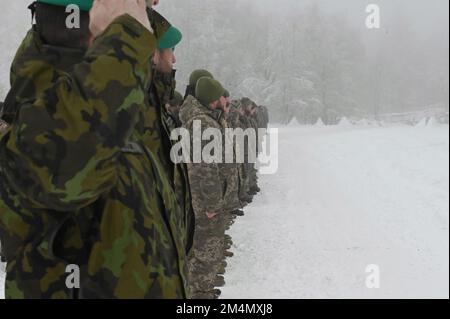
231, 209, 244, 216
251, 186, 261, 193
214, 275, 226, 287
224, 251, 234, 258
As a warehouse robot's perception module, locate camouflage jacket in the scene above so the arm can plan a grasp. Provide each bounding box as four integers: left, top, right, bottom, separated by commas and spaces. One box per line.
227, 104, 243, 130
146, 10, 195, 253
229, 103, 253, 162
179, 96, 224, 215
0, 15, 187, 299
217, 111, 242, 212
148, 70, 195, 254
257, 105, 269, 129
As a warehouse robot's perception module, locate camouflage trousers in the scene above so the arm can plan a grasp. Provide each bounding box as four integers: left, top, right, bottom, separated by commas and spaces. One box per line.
187, 212, 234, 299
238, 163, 250, 201
222, 165, 244, 213
248, 163, 259, 191
239, 162, 258, 200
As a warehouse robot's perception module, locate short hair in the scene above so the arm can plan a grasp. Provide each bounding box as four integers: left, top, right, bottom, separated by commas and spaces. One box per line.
35, 2, 90, 49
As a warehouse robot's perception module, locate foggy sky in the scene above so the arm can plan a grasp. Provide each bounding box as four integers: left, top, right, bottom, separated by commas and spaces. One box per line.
157, 0, 449, 38
1, 0, 448, 110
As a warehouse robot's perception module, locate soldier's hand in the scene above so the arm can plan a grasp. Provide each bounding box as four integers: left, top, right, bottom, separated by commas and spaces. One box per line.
206, 212, 219, 219
90, 0, 153, 38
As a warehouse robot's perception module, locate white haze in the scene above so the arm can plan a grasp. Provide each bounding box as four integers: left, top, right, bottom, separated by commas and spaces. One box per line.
0, 0, 449, 123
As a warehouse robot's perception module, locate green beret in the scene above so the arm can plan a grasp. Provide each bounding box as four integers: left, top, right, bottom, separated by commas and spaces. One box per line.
158, 26, 182, 49
196, 77, 225, 106
148, 9, 182, 50
189, 69, 213, 87
37, 0, 93, 11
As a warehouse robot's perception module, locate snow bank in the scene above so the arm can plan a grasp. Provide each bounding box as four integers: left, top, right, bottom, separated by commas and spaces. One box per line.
356, 118, 370, 126
416, 118, 428, 127
315, 118, 325, 126
287, 117, 301, 127
416, 117, 442, 127
427, 117, 439, 127
338, 117, 353, 127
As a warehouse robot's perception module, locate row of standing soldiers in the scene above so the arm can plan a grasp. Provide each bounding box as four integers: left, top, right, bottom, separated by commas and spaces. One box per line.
0, 2, 268, 299
167, 69, 270, 298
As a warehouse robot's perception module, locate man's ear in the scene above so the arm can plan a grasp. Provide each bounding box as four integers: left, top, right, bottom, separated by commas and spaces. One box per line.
152, 51, 159, 65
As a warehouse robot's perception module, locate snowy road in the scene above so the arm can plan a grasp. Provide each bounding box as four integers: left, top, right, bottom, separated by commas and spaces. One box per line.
221, 124, 449, 299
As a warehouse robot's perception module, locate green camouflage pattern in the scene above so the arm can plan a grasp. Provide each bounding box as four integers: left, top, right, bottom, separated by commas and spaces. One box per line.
148, 69, 195, 254
0, 15, 188, 299
147, 8, 171, 47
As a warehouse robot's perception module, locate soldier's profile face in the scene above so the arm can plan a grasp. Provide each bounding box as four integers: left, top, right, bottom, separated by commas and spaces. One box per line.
220, 96, 228, 109
153, 48, 175, 73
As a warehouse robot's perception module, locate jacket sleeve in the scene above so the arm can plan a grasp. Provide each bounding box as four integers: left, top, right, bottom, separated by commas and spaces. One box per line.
0, 14, 156, 212
186, 115, 224, 215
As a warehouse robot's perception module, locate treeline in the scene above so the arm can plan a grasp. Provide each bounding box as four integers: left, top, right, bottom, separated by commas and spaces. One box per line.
160, 0, 449, 125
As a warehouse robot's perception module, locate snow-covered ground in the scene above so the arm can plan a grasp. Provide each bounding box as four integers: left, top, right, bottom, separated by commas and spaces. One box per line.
221, 123, 449, 299
1, 123, 449, 299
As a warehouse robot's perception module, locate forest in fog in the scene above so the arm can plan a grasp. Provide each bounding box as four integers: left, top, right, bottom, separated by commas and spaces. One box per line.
158, 0, 449, 124
1, 0, 449, 124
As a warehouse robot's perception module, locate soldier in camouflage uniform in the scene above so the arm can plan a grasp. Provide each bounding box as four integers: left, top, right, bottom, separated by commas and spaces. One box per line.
222, 91, 247, 216
257, 105, 270, 131
0, 0, 188, 299
180, 77, 228, 298
218, 90, 244, 216
241, 98, 261, 195
255, 105, 269, 158
227, 99, 250, 206
184, 69, 214, 101
166, 91, 183, 127
146, 9, 195, 256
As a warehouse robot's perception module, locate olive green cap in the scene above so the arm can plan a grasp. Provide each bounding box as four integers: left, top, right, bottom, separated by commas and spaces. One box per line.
189, 69, 213, 87
196, 77, 225, 106
158, 26, 182, 49
37, 0, 93, 11
148, 9, 182, 49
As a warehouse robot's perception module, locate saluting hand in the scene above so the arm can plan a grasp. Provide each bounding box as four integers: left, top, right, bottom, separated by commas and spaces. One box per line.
90, 0, 153, 38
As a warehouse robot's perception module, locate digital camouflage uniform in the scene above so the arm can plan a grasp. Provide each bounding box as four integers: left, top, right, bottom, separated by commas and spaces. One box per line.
227, 102, 251, 203
241, 99, 259, 193
217, 110, 242, 213
179, 96, 227, 298
233, 100, 256, 201
0, 15, 188, 299
257, 105, 269, 130
179, 96, 223, 216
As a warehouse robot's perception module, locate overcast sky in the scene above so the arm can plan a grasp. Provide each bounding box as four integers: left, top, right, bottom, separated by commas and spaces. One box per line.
1, 0, 448, 99
158, 0, 449, 41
